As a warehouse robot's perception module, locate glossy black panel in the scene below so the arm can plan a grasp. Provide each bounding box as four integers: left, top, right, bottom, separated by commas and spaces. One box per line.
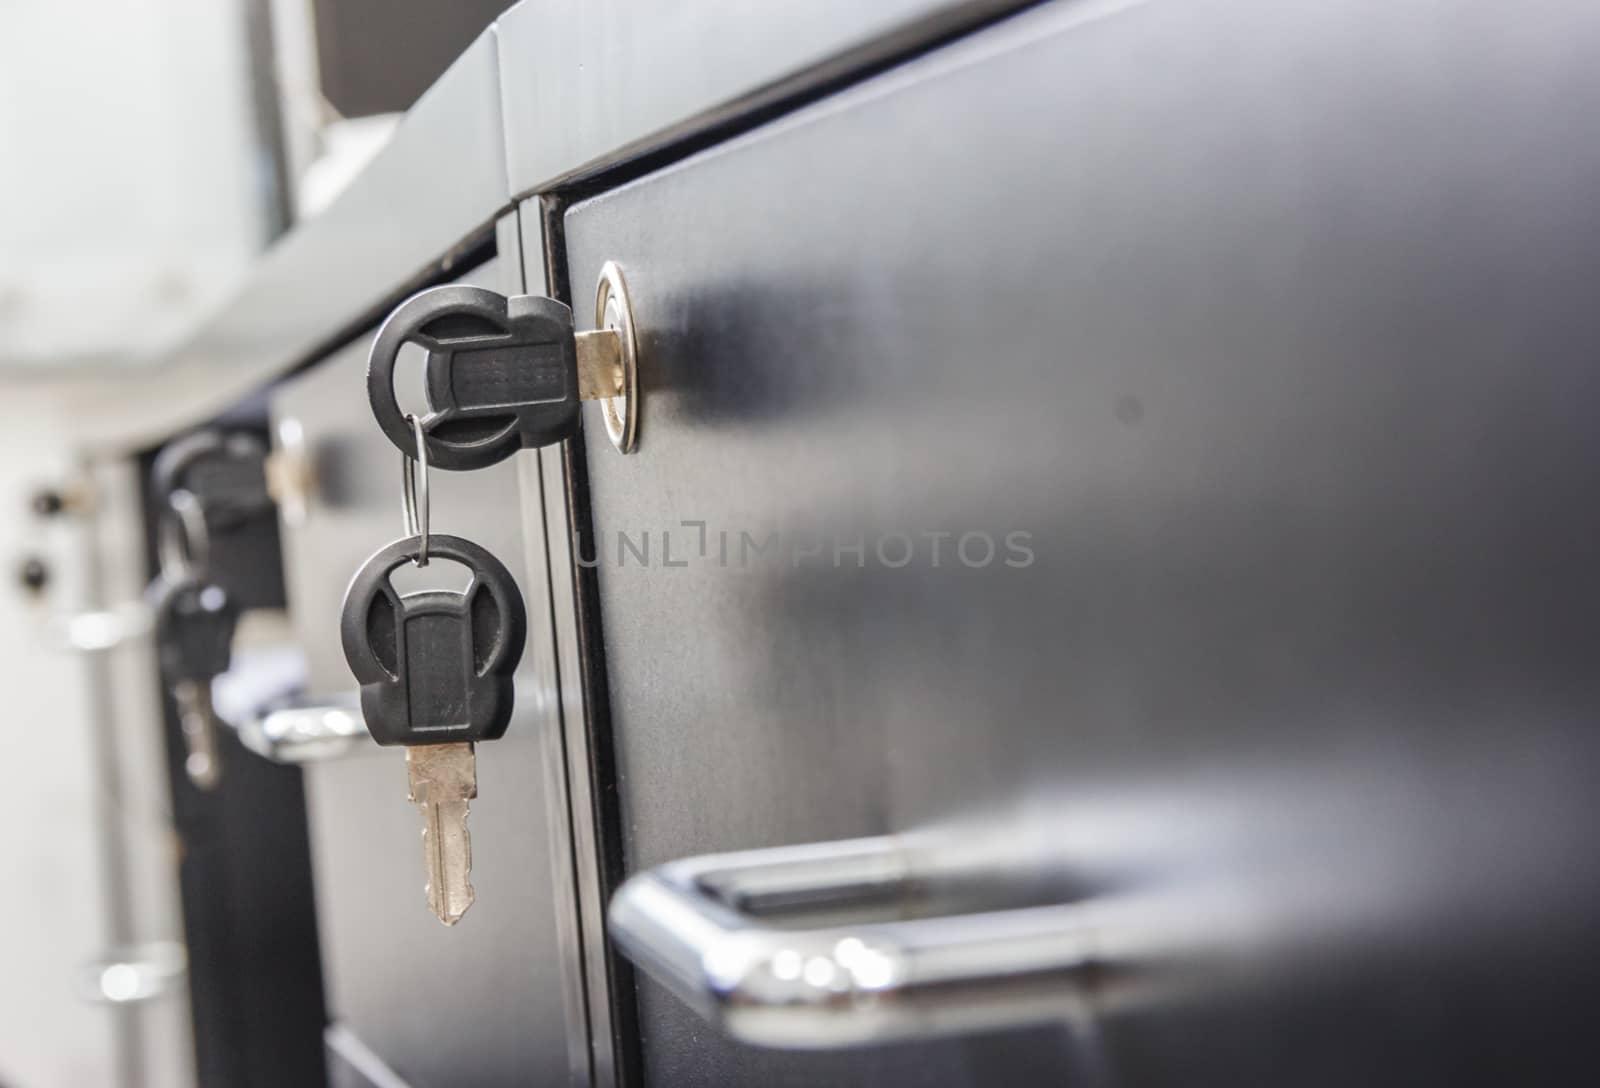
564, 0, 1600, 1084
139, 446, 325, 1088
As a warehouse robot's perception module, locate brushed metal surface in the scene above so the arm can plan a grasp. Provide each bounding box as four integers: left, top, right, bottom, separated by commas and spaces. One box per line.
516, 201, 623, 1087
563, 0, 1600, 1084
495, 0, 1032, 195
271, 258, 574, 1087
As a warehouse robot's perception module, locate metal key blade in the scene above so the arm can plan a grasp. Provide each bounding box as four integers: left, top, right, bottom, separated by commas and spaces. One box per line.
172, 679, 221, 790
406, 743, 477, 925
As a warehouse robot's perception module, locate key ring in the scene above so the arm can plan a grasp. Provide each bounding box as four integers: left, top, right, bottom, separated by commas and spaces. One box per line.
400, 413, 430, 567
158, 489, 210, 580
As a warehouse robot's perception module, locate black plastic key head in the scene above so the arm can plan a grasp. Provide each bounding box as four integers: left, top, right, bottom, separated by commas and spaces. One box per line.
368, 285, 580, 471
339, 534, 527, 747
151, 430, 272, 530
150, 573, 240, 682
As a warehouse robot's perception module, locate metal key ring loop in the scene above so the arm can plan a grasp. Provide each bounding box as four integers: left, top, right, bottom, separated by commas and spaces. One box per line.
400, 414, 430, 567
158, 489, 210, 579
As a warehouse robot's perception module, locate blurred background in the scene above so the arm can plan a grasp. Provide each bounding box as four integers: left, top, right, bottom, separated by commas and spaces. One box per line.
0, 4, 505, 1083
1, 0, 506, 370
4, 2, 1599, 1087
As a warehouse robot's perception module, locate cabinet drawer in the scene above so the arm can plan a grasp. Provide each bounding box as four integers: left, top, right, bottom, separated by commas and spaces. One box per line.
270, 259, 575, 1087
558, 0, 1600, 1084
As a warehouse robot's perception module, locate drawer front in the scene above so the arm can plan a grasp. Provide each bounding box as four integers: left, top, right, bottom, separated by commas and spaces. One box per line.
273, 268, 539, 698
271, 258, 577, 1087
560, 0, 1600, 1085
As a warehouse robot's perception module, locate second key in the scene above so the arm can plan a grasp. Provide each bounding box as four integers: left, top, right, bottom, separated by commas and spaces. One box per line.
338, 533, 527, 925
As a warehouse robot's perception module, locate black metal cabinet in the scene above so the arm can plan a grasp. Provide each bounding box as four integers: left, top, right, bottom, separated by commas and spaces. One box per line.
140, 436, 327, 1088
555, 0, 1600, 1084
269, 256, 577, 1088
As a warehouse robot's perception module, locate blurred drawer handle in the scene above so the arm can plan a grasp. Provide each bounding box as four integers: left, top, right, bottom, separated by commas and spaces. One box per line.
52, 602, 153, 652
265, 416, 314, 528
234, 693, 372, 763
608, 835, 1100, 1049
81, 941, 187, 1004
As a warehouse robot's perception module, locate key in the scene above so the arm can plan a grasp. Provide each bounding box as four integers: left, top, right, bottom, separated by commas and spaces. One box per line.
367, 284, 628, 471
151, 429, 274, 531
340, 533, 527, 924
150, 572, 239, 789
407, 743, 478, 925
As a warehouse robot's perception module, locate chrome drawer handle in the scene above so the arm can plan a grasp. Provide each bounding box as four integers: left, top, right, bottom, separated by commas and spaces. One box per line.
51, 602, 153, 652
81, 941, 187, 1004
233, 693, 372, 764
607, 835, 1100, 1049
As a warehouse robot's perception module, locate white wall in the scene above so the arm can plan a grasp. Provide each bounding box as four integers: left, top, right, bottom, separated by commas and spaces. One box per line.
0, 3, 259, 1078
0, 396, 195, 1088
0, 4, 326, 1081
0, 0, 264, 368
0, 396, 116, 1085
